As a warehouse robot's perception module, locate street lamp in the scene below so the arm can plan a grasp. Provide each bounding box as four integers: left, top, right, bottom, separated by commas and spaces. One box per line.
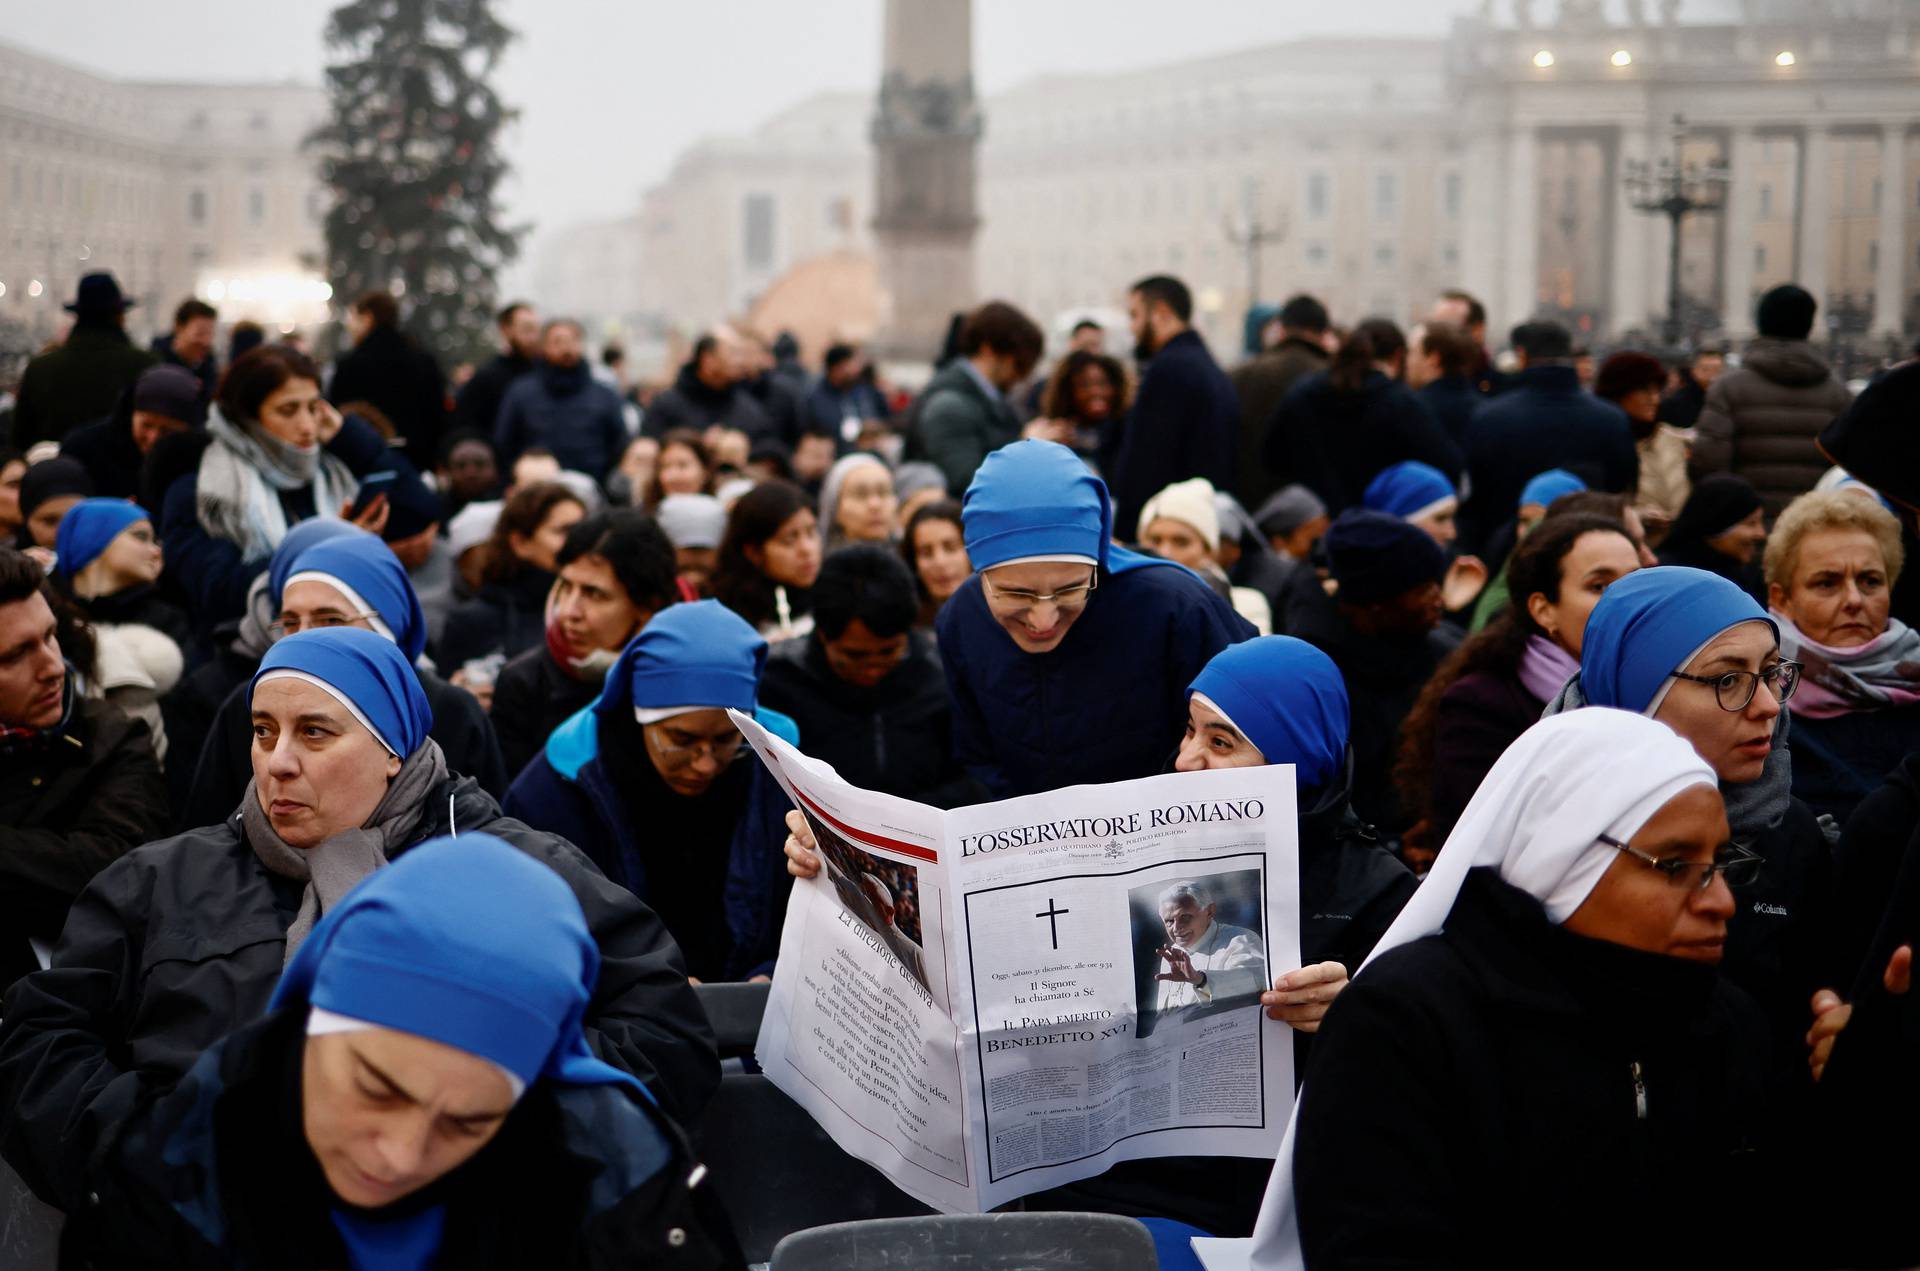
1624, 114, 1729, 349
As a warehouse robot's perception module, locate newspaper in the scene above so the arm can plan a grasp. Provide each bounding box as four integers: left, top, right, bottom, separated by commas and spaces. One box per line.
736, 710, 1300, 1214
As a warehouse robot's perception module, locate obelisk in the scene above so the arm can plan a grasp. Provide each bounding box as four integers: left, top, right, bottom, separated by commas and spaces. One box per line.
871, 0, 982, 363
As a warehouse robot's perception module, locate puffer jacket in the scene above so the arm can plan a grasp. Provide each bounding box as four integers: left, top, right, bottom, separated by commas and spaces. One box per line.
1692, 337, 1852, 514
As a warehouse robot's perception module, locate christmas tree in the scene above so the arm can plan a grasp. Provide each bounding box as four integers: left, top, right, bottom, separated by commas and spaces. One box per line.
308, 0, 524, 366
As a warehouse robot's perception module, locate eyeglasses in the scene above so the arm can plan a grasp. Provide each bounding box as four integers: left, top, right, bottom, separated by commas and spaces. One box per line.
982, 569, 1098, 610
269, 611, 379, 641
1597, 835, 1764, 891
650, 729, 747, 767
1667, 661, 1801, 712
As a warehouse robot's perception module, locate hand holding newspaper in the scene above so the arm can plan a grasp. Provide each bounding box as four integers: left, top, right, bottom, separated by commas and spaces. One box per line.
733, 710, 1301, 1214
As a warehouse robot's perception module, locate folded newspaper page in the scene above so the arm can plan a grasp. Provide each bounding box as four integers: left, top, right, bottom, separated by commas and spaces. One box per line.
736, 710, 1300, 1214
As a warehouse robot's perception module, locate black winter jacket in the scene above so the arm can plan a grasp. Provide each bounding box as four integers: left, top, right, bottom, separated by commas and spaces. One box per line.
757, 633, 982, 808
492, 643, 603, 781
1787, 705, 1920, 825
1263, 368, 1462, 515
1108, 330, 1240, 541
0, 684, 169, 986
645, 365, 773, 443
328, 324, 449, 470
1294, 867, 1781, 1268
0, 776, 718, 1215
438, 565, 555, 670
68, 1006, 741, 1270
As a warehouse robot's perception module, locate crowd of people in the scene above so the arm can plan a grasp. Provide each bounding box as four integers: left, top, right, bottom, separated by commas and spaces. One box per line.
3, 262, 1920, 1268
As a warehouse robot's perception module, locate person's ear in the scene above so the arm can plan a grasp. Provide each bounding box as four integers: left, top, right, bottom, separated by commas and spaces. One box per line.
1766, 581, 1788, 612
743, 543, 766, 571
386, 753, 403, 780
1525, 590, 1558, 638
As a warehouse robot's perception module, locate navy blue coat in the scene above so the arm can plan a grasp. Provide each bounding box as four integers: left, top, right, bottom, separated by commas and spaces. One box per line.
936, 563, 1254, 799
1263, 369, 1463, 514
503, 705, 796, 981
1459, 365, 1638, 551
1787, 706, 1920, 824
1418, 374, 1483, 451
1107, 330, 1239, 540
494, 364, 629, 479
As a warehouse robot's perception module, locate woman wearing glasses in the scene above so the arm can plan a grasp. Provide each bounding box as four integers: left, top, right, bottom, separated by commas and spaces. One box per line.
505, 600, 794, 983
1542, 565, 1838, 1093
1253, 709, 1778, 1269
172, 528, 508, 831
0, 629, 718, 1223
938, 439, 1253, 799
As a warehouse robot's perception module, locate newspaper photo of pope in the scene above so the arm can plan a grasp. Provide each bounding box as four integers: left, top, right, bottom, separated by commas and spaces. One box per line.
1130, 868, 1268, 1040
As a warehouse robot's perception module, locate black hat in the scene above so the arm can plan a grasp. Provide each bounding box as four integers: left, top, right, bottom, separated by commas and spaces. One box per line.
1756, 284, 1817, 340
131, 365, 207, 427
1819, 360, 1920, 511
374, 451, 446, 542
1325, 508, 1447, 605
64, 272, 135, 317
18, 457, 96, 523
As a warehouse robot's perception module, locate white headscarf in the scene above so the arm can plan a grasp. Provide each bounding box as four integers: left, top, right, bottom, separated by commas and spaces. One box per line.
1249, 708, 1717, 1270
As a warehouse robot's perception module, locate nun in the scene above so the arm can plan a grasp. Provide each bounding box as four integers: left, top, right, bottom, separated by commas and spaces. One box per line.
1252, 710, 1777, 1269
0, 628, 717, 1219
1545, 565, 1837, 1084
76, 834, 740, 1269
779, 637, 1417, 1238
504, 600, 795, 983
938, 439, 1253, 798
175, 528, 509, 829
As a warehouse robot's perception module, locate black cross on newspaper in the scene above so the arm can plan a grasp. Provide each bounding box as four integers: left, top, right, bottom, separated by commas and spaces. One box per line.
1035, 899, 1070, 950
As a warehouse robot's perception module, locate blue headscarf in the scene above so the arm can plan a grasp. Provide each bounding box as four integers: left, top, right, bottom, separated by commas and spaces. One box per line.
269, 832, 642, 1097
1362, 462, 1456, 521
1188, 637, 1350, 790
595, 599, 766, 720
962, 439, 1171, 575
251, 628, 433, 758
268, 519, 369, 609
52, 498, 147, 579
1519, 468, 1587, 511
1579, 566, 1777, 714
282, 533, 428, 663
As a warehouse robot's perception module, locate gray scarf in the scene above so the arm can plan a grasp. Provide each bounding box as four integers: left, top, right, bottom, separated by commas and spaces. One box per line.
241, 738, 450, 964
197, 404, 357, 563
1542, 674, 1793, 838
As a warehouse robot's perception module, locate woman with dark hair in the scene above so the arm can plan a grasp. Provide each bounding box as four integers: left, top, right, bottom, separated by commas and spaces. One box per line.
712, 479, 821, 638
643, 428, 715, 509
1262, 317, 1461, 512
1595, 350, 1691, 531
1657, 473, 1769, 602
0, 444, 27, 542
1038, 349, 1131, 468
901, 498, 969, 628
159, 345, 390, 628
438, 481, 587, 669
1397, 513, 1643, 868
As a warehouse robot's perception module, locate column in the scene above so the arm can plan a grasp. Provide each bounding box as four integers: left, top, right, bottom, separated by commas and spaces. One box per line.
1609, 123, 1652, 336
1460, 125, 1507, 328
1503, 125, 1540, 333
1796, 125, 1832, 315
1720, 127, 1761, 339
1873, 120, 1910, 338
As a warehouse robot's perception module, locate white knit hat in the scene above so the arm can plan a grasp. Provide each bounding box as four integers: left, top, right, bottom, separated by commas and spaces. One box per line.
1138, 477, 1221, 551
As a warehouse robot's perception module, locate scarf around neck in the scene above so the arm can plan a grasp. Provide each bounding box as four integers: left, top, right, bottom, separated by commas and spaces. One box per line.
1517, 633, 1581, 704
1774, 610, 1920, 720
240, 738, 450, 964
197, 404, 358, 563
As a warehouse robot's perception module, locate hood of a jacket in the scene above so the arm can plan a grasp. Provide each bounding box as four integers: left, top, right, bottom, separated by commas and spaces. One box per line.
1740, 337, 1834, 390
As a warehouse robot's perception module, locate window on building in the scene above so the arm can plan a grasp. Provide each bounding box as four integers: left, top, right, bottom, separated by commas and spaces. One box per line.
248, 188, 266, 226
1442, 243, 1460, 269
1306, 242, 1330, 268
1306, 171, 1330, 220
1755, 243, 1767, 273
1374, 172, 1398, 218
249, 111, 269, 131
742, 192, 776, 271
1759, 185, 1772, 218
1868, 240, 1879, 271
1374, 242, 1396, 269
1443, 171, 1462, 219
188, 188, 206, 225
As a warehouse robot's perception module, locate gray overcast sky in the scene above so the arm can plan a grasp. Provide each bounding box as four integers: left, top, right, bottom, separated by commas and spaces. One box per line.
4, 0, 1480, 242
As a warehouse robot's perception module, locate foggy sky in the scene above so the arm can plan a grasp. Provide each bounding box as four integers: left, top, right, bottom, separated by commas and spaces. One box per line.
6, 0, 1749, 283
4, 0, 1484, 245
